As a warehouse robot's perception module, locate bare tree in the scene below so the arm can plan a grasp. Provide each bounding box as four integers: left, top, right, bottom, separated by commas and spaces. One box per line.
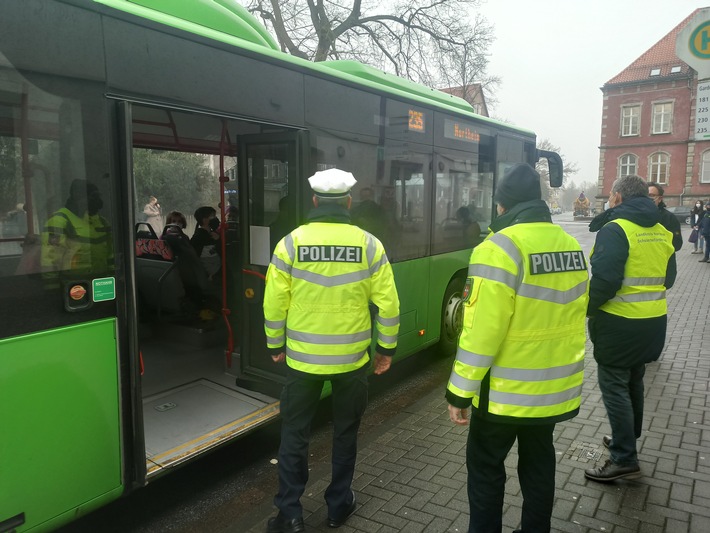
243, 0, 495, 91
535, 139, 580, 205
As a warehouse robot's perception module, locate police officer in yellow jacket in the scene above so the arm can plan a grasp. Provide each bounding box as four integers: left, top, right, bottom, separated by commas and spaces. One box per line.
584, 175, 675, 483
264, 168, 399, 533
41, 179, 113, 289
446, 164, 589, 533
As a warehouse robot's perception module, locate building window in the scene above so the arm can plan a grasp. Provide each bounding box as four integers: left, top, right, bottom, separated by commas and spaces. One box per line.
652, 102, 672, 134
648, 152, 669, 184
670, 66, 681, 74
621, 105, 640, 136
619, 154, 638, 177
650, 68, 661, 76
701, 151, 710, 184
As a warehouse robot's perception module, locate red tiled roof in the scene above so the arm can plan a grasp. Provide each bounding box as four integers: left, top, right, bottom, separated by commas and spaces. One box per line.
605, 9, 701, 85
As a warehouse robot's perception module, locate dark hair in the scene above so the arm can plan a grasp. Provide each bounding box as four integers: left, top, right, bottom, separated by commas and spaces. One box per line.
647, 182, 664, 196
194, 206, 216, 226
692, 200, 704, 214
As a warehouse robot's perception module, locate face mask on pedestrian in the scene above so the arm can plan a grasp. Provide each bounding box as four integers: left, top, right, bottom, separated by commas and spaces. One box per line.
603, 201, 610, 211
697, 203, 702, 208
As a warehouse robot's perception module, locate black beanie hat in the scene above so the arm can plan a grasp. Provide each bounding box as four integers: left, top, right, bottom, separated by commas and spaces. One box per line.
494, 163, 542, 209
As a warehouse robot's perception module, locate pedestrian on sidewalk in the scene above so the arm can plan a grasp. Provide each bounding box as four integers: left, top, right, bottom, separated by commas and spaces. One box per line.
690, 200, 704, 254
445, 163, 589, 533
585, 174, 676, 483
698, 203, 710, 263
648, 182, 682, 251
263, 168, 400, 533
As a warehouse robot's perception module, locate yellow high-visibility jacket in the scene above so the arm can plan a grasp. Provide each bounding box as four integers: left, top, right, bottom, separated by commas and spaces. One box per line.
597, 218, 674, 319
264, 216, 399, 375
41, 208, 113, 285
447, 221, 589, 423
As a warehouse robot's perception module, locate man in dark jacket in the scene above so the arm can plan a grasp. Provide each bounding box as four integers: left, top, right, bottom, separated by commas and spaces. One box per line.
585, 175, 676, 482
648, 182, 682, 251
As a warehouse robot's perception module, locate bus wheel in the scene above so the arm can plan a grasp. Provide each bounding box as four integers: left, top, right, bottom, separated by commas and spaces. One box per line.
438, 277, 464, 356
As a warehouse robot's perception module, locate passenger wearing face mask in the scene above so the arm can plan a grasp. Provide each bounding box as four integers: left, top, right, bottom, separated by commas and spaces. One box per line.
690, 200, 704, 254
191, 205, 222, 278
698, 202, 710, 263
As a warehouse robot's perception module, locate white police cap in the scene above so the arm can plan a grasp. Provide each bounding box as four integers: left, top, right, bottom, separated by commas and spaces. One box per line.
308, 168, 357, 198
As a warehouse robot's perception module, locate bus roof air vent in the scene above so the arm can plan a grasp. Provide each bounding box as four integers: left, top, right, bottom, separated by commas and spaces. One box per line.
121, 0, 279, 50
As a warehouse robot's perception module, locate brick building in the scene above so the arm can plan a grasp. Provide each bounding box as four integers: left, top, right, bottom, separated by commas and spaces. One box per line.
597, 8, 710, 210
440, 84, 489, 117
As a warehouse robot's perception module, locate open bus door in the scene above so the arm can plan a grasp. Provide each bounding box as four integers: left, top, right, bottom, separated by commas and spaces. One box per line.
234, 132, 309, 394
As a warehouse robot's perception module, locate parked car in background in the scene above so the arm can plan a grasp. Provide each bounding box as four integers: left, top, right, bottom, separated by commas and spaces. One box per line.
666, 206, 691, 225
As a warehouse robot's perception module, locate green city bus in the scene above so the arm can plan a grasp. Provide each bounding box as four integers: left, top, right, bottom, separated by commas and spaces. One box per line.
0, 1, 563, 531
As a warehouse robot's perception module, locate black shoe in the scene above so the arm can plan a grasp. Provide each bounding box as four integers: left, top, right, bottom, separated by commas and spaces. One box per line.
584, 459, 641, 482
602, 435, 611, 449
699, 259, 709, 262
327, 492, 357, 528
267, 513, 305, 533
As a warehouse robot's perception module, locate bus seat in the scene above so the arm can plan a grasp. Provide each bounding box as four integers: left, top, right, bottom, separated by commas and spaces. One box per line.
162, 229, 219, 307
135, 237, 184, 317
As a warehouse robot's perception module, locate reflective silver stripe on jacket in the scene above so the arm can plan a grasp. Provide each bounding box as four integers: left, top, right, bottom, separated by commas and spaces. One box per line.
377, 333, 398, 344
377, 315, 399, 327
491, 360, 584, 381
284, 233, 296, 261
455, 346, 495, 368
517, 279, 588, 305
449, 371, 481, 393
470, 264, 518, 290
365, 233, 377, 265
270, 255, 292, 275
267, 334, 285, 345
489, 384, 582, 407
609, 291, 666, 303
490, 233, 523, 265
369, 254, 389, 276
290, 266, 370, 286
287, 329, 371, 344
622, 277, 666, 286
265, 319, 286, 330
287, 348, 366, 365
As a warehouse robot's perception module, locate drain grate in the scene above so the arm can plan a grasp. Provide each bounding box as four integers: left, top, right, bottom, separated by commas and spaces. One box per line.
564, 440, 606, 463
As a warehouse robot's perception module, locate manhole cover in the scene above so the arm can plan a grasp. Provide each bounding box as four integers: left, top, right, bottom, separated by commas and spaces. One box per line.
564, 440, 605, 463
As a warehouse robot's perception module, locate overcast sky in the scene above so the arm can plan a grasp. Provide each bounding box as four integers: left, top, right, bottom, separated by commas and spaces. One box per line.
476, 0, 704, 186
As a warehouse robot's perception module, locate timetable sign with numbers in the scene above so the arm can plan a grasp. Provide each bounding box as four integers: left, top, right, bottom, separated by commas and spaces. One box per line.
696, 81, 710, 140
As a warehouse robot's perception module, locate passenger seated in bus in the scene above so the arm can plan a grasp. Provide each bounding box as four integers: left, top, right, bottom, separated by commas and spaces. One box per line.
160, 210, 190, 243
41, 179, 113, 288
455, 205, 481, 245
160, 215, 219, 320
351, 186, 387, 240
190, 206, 221, 280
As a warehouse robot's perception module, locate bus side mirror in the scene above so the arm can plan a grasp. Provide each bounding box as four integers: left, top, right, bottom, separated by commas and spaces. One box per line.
537, 149, 563, 188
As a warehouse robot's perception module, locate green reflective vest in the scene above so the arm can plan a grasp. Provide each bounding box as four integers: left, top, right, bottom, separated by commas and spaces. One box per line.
596, 218, 674, 319
264, 222, 400, 375
447, 222, 589, 420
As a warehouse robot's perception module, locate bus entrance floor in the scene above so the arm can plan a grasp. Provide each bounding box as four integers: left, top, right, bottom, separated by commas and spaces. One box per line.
233, 248, 710, 533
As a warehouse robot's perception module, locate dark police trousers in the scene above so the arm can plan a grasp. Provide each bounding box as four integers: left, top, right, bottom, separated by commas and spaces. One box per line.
467, 415, 556, 533
275, 367, 368, 519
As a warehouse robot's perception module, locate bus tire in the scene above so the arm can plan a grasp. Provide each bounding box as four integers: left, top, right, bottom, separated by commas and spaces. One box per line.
438, 276, 465, 356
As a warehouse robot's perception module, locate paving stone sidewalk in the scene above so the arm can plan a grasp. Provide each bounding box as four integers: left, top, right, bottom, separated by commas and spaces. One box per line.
241, 249, 710, 533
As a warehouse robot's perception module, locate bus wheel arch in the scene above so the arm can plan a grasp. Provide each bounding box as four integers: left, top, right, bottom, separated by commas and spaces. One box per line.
438, 274, 466, 356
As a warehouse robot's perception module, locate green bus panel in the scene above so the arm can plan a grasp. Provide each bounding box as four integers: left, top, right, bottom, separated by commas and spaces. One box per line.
0, 319, 123, 532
